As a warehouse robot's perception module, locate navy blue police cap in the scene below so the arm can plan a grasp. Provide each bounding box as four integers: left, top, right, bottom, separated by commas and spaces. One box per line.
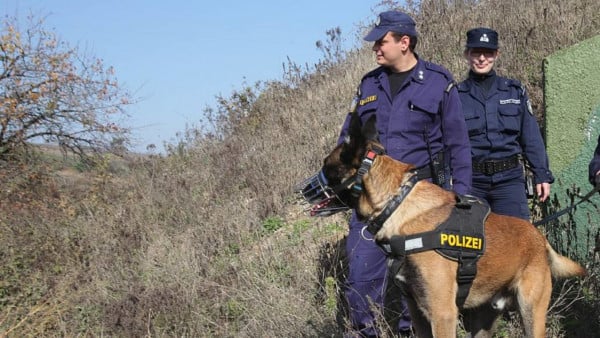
364, 11, 417, 42
466, 27, 499, 50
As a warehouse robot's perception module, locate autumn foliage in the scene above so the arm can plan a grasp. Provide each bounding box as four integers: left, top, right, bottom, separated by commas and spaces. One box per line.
0, 15, 131, 159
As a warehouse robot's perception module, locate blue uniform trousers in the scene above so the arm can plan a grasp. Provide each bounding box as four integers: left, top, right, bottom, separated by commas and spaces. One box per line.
470, 175, 530, 220
345, 214, 411, 337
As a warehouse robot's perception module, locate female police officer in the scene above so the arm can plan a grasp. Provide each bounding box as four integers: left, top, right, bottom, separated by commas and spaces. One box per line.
335, 10, 472, 337
458, 27, 554, 220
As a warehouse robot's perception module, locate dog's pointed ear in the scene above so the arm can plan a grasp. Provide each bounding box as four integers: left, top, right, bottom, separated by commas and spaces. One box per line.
347, 112, 363, 146
362, 115, 379, 142
339, 112, 364, 164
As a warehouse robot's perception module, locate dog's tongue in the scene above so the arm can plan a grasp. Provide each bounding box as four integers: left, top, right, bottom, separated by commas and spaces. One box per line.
310, 199, 331, 217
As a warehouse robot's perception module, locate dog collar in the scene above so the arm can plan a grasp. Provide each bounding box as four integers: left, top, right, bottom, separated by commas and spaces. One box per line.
350, 145, 385, 197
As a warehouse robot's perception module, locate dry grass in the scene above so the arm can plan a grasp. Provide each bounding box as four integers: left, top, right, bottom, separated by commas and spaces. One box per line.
2, 0, 600, 336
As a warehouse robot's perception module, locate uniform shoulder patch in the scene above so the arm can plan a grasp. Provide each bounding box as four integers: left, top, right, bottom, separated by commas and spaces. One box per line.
527, 99, 533, 115
515, 82, 534, 115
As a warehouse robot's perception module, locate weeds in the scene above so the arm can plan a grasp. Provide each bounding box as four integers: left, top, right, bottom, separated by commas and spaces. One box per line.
2, 0, 600, 336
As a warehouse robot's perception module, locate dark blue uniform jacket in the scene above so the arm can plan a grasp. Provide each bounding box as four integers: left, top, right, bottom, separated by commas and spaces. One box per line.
338, 58, 472, 195
458, 74, 554, 184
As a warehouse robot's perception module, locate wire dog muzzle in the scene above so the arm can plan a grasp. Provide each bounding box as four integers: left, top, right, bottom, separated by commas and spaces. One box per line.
295, 170, 351, 217
296, 146, 384, 217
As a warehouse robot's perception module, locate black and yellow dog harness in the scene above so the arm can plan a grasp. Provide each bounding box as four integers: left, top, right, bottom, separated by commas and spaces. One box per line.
376, 195, 490, 307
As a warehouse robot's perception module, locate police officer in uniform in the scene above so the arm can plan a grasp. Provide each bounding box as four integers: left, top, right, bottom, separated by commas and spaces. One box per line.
590, 134, 600, 188
336, 10, 472, 337
458, 27, 554, 220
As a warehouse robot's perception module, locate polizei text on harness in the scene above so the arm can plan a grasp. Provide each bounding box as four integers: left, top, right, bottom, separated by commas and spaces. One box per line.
440, 233, 483, 250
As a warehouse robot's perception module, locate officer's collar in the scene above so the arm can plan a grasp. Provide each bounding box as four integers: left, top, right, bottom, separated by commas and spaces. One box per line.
377, 55, 424, 84
384, 65, 415, 77
469, 69, 496, 82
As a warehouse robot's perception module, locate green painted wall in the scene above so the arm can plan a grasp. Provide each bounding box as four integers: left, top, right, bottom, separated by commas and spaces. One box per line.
543, 34, 600, 257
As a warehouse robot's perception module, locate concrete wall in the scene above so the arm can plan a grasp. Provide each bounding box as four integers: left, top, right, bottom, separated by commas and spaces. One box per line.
543, 34, 600, 258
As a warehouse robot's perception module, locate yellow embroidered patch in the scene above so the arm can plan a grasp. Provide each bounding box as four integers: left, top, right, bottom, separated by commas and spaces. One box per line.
440, 233, 483, 250
359, 95, 377, 106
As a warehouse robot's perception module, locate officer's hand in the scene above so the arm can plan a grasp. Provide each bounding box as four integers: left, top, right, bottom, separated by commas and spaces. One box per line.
537, 182, 551, 202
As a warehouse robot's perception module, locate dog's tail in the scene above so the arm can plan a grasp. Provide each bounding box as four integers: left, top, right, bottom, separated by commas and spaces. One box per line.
546, 242, 587, 278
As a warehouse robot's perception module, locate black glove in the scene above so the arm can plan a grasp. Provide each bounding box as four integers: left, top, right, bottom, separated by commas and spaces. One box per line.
595, 173, 600, 187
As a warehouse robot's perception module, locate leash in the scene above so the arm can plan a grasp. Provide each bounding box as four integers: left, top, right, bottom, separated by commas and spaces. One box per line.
533, 184, 600, 226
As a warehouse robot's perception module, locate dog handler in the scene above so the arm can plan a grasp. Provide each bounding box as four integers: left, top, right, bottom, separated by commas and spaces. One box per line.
458, 28, 554, 220
335, 10, 472, 337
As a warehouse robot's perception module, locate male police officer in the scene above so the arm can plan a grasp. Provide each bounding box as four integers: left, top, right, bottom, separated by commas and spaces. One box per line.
458, 27, 554, 220
336, 10, 472, 337
590, 134, 600, 188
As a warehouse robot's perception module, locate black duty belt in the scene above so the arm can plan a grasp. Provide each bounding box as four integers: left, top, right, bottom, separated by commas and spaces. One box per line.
472, 155, 520, 175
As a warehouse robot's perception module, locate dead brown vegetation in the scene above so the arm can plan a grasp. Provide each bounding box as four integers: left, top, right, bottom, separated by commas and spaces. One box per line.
1, 0, 599, 337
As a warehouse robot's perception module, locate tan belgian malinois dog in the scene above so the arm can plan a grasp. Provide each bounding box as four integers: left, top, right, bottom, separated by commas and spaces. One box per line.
299, 113, 586, 337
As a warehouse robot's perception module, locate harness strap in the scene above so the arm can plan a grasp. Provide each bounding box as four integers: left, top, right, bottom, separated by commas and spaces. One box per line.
366, 174, 419, 235
351, 145, 385, 197
378, 230, 439, 257
456, 252, 479, 308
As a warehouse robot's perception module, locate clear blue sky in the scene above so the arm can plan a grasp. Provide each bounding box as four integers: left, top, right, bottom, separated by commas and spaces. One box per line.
2, 0, 381, 152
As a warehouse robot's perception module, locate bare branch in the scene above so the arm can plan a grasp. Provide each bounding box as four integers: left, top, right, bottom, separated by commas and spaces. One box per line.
0, 14, 132, 160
